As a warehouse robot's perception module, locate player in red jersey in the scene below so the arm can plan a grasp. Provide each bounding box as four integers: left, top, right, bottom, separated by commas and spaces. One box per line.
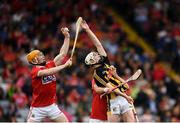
26, 27, 72, 122
90, 79, 111, 122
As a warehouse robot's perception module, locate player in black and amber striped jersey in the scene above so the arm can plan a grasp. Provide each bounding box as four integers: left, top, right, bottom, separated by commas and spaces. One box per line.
81, 19, 136, 122
93, 56, 129, 100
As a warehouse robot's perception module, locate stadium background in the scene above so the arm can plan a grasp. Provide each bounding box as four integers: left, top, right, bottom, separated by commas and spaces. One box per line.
0, 0, 179, 122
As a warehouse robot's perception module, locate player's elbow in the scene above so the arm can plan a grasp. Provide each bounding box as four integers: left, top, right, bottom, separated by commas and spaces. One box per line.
60, 52, 66, 58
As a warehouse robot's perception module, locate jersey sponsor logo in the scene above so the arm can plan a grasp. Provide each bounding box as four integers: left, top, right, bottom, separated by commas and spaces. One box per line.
42, 75, 56, 84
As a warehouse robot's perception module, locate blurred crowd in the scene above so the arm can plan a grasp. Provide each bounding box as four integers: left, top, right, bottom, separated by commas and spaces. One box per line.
108, 0, 180, 74
0, 0, 179, 122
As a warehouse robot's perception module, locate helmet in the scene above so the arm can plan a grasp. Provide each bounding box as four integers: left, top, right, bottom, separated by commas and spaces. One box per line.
85, 52, 98, 65
27, 50, 40, 63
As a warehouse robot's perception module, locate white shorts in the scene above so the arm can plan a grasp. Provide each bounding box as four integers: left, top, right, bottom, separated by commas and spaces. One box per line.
27, 103, 62, 122
89, 118, 107, 123
110, 96, 133, 115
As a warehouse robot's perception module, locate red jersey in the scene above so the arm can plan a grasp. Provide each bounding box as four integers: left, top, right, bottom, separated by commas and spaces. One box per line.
31, 61, 57, 107
90, 79, 107, 120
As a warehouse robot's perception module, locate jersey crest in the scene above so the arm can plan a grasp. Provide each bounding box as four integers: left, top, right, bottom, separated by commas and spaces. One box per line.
42, 75, 56, 84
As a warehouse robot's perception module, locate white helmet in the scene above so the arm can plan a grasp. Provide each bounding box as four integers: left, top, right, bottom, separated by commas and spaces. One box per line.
85, 52, 98, 65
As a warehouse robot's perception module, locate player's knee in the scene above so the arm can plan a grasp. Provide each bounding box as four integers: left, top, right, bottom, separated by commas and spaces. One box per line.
127, 114, 135, 122
52, 113, 69, 122
122, 110, 135, 122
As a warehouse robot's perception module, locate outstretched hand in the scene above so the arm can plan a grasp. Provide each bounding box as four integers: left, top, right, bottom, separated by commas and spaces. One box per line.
61, 27, 70, 38
65, 58, 72, 67
81, 20, 89, 30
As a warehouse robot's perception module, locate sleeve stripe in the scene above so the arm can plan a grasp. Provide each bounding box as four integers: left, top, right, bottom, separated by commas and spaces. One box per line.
109, 76, 121, 84
93, 71, 107, 86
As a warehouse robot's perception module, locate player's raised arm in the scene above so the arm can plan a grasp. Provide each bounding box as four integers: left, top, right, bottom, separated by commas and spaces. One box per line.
54, 27, 70, 66
37, 58, 72, 77
81, 20, 107, 57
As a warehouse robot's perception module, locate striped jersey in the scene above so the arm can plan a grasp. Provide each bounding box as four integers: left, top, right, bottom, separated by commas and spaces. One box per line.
93, 56, 129, 101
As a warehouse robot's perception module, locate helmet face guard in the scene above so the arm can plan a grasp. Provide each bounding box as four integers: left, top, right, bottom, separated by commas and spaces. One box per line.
85, 52, 97, 65
85, 52, 104, 66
